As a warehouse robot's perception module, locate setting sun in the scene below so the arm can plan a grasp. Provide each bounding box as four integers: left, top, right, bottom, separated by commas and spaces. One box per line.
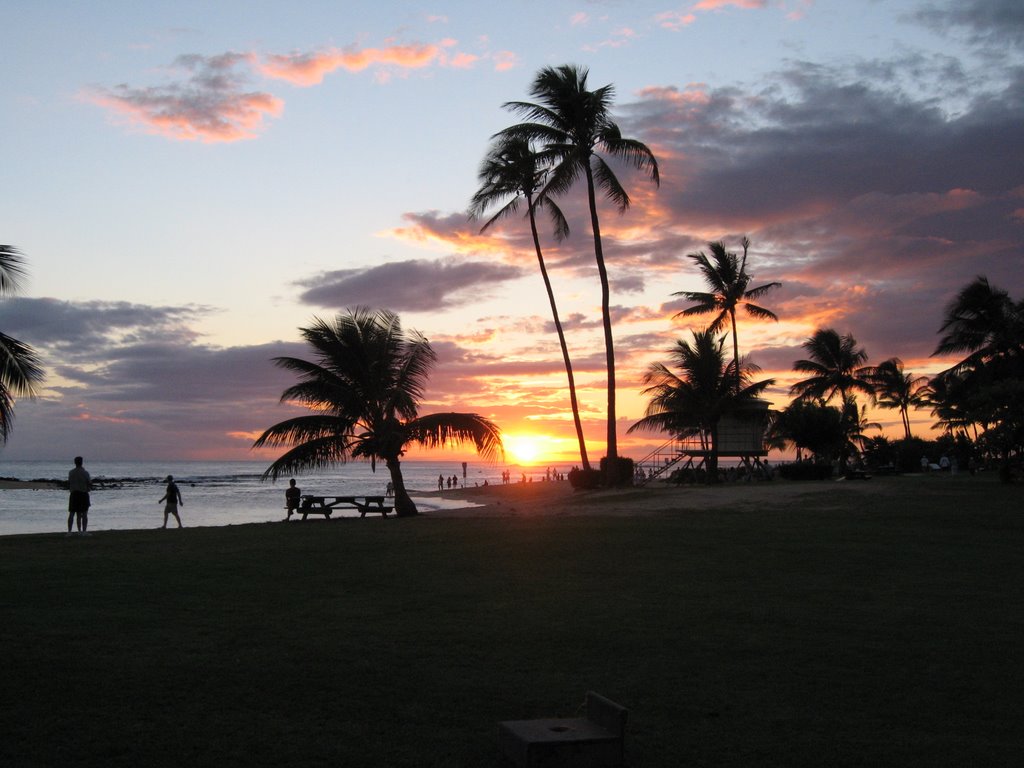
503, 433, 548, 465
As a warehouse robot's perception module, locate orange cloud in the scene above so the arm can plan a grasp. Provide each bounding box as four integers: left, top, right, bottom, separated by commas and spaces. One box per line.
259, 43, 446, 86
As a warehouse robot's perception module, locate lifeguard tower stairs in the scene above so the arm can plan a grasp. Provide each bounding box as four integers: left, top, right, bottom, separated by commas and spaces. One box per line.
633, 401, 771, 485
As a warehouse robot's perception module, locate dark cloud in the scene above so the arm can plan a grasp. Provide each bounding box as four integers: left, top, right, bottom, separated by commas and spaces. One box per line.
0, 298, 208, 356
916, 0, 1024, 46
296, 257, 524, 312
618, 55, 1024, 369
1, 297, 306, 460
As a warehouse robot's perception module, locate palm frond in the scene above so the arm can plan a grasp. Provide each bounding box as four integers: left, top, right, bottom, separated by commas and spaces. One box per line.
405, 412, 504, 462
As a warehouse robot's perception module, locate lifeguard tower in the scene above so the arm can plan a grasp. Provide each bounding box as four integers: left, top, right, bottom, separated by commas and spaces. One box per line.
633, 399, 772, 484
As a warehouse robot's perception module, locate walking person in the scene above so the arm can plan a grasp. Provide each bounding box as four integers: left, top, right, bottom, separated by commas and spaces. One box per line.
67, 456, 91, 535
158, 475, 184, 528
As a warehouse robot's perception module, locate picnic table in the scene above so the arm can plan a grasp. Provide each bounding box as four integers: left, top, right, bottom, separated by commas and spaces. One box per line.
292, 495, 394, 520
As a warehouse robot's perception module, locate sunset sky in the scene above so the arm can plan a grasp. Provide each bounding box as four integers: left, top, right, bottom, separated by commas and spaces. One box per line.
1, 0, 1022, 466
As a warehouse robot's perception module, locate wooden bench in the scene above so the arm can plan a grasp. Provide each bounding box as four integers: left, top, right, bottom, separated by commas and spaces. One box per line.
292, 495, 394, 520
499, 692, 628, 767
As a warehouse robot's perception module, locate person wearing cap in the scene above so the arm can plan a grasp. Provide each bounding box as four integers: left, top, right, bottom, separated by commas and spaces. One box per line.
158, 475, 184, 528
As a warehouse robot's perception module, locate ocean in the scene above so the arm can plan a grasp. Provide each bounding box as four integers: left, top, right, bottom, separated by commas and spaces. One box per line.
0, 458, 554, 537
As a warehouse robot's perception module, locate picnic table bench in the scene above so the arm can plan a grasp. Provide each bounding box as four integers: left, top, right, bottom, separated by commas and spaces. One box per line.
291, 495, 394, 520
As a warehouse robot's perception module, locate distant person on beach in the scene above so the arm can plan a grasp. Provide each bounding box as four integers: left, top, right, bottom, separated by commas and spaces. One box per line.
385, 481, 394, 498
285, 478, 301, 520
67, 456, 91, 534
158, 475, 184, 528
438, 474, 444, 491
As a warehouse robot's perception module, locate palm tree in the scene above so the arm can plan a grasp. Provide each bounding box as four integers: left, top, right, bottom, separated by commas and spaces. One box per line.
790, 328, 874, 405
628, 329, 773, 482
253, 308, 503, 517
498, 64, 660, 475
867, 357, 929, 439
934, 276, 1024, 376
673, 237, 780, 393
469, 135, 591, 471
1, 245, 45, 443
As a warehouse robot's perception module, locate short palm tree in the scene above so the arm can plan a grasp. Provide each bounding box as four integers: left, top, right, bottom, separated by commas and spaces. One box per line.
790, 328, 874, 405
628, 329, 773, 482
469, 135, 591, 471
1, 245, 45, 443
498, 64, 660, 472
673, 237, 780, 393
867, 357, 929, 439
253, 308, 503, 516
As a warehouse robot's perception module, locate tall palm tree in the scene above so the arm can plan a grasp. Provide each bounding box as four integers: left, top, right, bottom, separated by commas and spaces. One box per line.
673, 237, 780, 393
628, 329, 773, 482
254, 308, 503, 517
498, 64, 660, 474
790, 328, 874, 405
1, 245, 45, 443
867, 357, 929, 439
469, 135, 591, 471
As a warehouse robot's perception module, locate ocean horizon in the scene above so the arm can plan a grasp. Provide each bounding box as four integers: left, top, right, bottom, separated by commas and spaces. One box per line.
0, 458, 563, 537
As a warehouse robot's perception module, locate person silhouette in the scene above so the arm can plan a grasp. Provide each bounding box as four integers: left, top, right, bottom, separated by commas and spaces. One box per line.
158, 475, 184, 528
285, 478, 301, 520
67, 456, 91, 534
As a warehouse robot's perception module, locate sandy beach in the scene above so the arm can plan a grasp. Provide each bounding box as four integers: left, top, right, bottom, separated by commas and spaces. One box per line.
420, 473, 910, 517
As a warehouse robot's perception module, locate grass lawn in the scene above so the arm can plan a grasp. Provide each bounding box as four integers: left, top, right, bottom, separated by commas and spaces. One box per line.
1, 475, 1022, 767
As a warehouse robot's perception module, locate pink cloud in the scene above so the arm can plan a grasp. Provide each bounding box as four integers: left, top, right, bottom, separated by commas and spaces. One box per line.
447, 51, 479, 69
493, 51, 519, 72
693, 0, 766, 9
259, 43, 445, 86
85, 52, 283, 143
655, 11, 697, 30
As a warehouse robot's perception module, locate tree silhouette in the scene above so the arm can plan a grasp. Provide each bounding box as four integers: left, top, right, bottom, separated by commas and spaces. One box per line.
469, 135, 590, 470
1, 245, 45, 443
629, 329, 772, 481
497, 64, 659, 475
673, 237, 780, 393
790, 328, 874, 405
254, 308, 503, 516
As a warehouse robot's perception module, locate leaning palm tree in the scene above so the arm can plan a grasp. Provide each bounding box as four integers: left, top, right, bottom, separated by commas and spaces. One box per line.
867, 357, 929, 439
628, 329, 773, 482
790, 328, 874, 405
497, 64, 660, 475
673, 237, 780, 394
1, 245, 45, 443
469, 135, 591, 471
253, 308, 503, 517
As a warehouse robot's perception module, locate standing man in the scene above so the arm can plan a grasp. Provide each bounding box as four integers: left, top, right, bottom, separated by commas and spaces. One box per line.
67, 456, 91, 534
158, 475, 184, 528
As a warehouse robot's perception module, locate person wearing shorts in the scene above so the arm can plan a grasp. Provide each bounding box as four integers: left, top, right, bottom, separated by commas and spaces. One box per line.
158, 475, 184, 528
67, 456, 91, 534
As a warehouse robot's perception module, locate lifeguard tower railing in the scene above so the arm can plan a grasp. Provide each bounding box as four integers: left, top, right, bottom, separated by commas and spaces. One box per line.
633, 402, 771, 485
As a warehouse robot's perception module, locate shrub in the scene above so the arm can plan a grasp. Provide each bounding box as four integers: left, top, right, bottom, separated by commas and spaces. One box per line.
568, 467, 603, 489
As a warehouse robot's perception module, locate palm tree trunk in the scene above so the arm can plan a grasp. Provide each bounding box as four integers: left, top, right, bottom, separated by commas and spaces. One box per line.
527, 197, 591, 471
901, 406, 912, 440
584, 164, 618, 465
706, 420, 720, 483
385, 456, 418, 517
730, 309, 741, 394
